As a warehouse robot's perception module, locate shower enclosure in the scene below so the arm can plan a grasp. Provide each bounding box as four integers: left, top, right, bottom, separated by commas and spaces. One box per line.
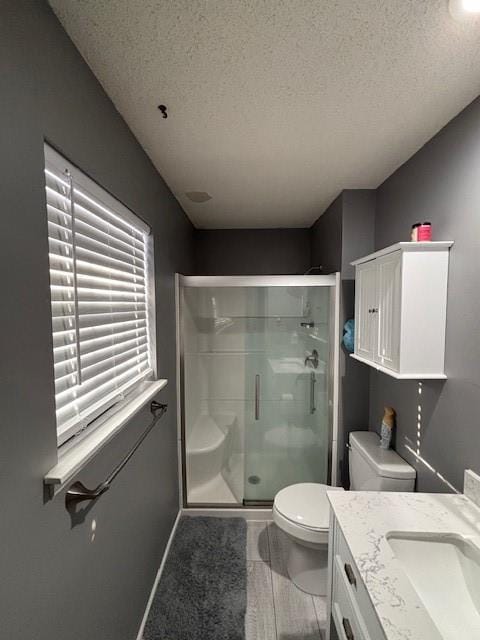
177, 275, 339, 507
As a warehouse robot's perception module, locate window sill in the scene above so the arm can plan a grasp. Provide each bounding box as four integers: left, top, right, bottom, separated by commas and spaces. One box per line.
44, 379, 168, 495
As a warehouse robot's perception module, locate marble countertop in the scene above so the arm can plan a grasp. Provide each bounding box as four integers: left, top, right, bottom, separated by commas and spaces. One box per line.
327, 480, 480, 640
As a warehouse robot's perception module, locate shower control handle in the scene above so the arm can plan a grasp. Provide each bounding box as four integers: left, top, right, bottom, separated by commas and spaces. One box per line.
255, 374, 260, 420
304, 349, 319, 369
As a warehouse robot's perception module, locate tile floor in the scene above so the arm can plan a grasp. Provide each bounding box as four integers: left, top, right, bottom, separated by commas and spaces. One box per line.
246, 521, 326, 640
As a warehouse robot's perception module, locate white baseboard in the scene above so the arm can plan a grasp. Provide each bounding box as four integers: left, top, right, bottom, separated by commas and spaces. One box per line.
181, 507, 272, 521
136, 510, 181, 640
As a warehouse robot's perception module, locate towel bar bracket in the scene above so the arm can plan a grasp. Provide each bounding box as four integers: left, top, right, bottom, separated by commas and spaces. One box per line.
65, 400, 167, 509
151, 400, 168, 417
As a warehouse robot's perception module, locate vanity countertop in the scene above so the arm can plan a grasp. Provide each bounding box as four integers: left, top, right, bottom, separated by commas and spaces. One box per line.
327, 488, 480, 640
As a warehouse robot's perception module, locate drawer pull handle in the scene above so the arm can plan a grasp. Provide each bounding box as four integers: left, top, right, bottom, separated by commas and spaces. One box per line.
342, 617, 355, 640
344, 563, 357, 588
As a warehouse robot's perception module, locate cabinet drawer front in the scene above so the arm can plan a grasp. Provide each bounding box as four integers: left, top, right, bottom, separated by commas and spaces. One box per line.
335, 525, 386, 640
332, 564, 367, 640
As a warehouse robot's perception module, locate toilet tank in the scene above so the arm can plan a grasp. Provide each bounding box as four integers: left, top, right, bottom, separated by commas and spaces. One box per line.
349, 431, 416, 491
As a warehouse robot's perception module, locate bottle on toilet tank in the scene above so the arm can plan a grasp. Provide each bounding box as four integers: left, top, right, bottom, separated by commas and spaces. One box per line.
380, 407, 395, 450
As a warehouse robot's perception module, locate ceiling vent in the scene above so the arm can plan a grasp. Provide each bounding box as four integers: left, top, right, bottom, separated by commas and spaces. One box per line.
185, 191, 212, 203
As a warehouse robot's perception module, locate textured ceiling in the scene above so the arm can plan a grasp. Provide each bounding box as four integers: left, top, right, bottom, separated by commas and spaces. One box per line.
49, 1, 480, 228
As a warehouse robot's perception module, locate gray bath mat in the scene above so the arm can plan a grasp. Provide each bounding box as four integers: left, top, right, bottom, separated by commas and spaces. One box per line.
144, 516, 247, 640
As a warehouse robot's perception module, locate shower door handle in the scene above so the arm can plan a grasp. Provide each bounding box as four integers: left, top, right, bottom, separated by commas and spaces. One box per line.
255, 374, 260, 420
310, 372, 316, 414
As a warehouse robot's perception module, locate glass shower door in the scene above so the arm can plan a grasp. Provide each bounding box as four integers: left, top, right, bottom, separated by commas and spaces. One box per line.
180, 277, 335, 506
243, 285, 331, 503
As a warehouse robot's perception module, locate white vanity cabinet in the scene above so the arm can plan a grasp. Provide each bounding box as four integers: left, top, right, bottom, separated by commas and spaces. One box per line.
351, 241, 453, 379
327, 516, 387, 640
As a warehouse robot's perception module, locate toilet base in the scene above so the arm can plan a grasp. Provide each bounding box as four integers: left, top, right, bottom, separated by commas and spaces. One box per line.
286, 540, 328, 596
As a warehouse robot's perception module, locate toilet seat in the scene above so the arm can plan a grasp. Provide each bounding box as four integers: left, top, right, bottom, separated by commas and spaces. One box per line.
273, 483, 343, 544
273, 505, 329, 544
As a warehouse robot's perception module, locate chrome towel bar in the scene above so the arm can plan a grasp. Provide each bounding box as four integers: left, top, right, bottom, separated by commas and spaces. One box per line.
65, 400, 167, 508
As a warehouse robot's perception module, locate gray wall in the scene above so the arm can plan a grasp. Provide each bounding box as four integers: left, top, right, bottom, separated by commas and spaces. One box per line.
370, 95, 480, 493
195, 228, 311, 275
0, 2, 194, 639
339, 191, 375, 486
310, 190, 375, 486
310, 195, 343, 273
341, 190, 376, 279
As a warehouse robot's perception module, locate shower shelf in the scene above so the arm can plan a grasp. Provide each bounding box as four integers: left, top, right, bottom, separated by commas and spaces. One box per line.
195, 316, 329, 321
308, 334, 328, 343
184, 351, 327, 358
202, 395, 327, 402
185, 350, 267, 355
268, 358, 326, 375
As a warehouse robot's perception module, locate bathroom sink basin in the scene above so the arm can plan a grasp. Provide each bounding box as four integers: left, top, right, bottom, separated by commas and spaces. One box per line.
386, 531, 480, 640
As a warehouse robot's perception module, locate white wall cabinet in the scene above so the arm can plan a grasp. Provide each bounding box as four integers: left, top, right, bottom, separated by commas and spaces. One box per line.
351, 242, 453, 379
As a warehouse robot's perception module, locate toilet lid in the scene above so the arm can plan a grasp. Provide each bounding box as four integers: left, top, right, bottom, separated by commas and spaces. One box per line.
274, 483, 343, 530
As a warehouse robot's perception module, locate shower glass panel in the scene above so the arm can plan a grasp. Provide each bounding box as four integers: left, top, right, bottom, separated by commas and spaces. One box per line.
180, 277, 335, 506
244, 286, 331, 502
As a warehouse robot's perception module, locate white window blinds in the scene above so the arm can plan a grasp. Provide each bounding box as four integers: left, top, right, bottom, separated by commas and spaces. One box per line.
44, 145, 155, 446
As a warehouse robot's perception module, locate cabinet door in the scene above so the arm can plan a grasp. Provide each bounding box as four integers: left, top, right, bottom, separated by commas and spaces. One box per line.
354, 261, 377, 361
375, 252, 401, 371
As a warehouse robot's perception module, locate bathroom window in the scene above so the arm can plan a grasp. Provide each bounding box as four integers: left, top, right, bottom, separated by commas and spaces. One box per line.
44, 144, 156, 446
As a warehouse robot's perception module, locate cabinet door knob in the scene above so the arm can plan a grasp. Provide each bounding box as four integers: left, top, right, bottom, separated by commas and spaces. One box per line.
342, 617, 355, 640
344, 563, 357, 588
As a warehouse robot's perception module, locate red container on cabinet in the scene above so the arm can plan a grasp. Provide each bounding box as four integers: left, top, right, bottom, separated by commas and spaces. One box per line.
417, 222, 432, 241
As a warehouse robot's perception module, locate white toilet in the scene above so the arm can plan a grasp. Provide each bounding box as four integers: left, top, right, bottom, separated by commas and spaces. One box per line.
273, 430, 416, 596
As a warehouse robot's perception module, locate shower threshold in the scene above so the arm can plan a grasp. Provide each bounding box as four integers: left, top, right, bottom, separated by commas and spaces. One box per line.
183, 500, 273, 509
